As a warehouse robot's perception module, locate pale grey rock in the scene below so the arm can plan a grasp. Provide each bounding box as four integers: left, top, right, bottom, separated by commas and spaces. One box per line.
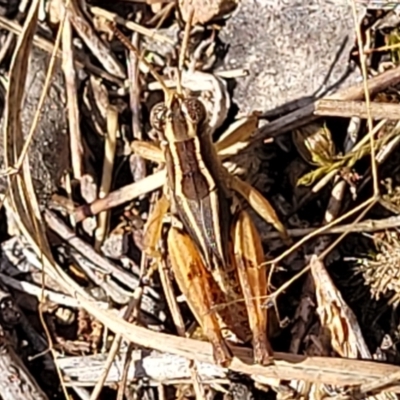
0, 48, 69, 204
221, 0, 365, 113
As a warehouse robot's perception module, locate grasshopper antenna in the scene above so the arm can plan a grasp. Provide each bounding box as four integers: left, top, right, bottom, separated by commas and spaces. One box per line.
176, 9, 194, 95
111, 24, 171, 97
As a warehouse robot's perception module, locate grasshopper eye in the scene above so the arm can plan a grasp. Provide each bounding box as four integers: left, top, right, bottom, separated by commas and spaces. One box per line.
183, 98, 206, 124
150, 103, 167, 131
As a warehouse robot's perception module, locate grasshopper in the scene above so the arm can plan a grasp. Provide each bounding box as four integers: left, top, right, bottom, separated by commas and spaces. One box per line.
113, 23, 287, 366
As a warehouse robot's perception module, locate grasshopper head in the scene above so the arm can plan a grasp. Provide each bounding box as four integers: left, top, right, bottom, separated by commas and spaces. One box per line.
150, 94, 206, 143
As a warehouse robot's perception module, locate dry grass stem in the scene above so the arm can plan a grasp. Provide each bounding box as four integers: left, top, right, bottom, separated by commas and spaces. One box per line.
62, 17, 83, 180
94, 107, 118, 250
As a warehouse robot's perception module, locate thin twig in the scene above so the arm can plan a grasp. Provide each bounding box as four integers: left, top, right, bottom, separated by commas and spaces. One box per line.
90, 6, 174, 44
128, 27, 147, 184
73, 170, 166, 222
262, 214, 400, 240
315, 99, 400, 120
351, 0, 379, 196
62, 17, 83, 180
94, 107, 118, 250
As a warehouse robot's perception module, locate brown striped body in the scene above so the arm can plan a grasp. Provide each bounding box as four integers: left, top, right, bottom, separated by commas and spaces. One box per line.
159, 94, 254, 344
160, 94, 232, 272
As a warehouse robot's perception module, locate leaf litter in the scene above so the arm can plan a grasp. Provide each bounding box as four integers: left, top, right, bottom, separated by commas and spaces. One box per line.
2, 1, 400, 399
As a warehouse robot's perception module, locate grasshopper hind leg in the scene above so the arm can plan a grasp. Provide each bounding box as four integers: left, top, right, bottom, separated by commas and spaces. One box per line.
143, 194, 170, 258
167, 226, 232, 366
230, 175, 290, 245
232, 210, 274, 365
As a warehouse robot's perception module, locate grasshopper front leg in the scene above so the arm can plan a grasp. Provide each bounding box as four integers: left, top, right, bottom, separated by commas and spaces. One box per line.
232, 210, 274, 365
131, 141, 164, 164
167, 226, 233, 366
